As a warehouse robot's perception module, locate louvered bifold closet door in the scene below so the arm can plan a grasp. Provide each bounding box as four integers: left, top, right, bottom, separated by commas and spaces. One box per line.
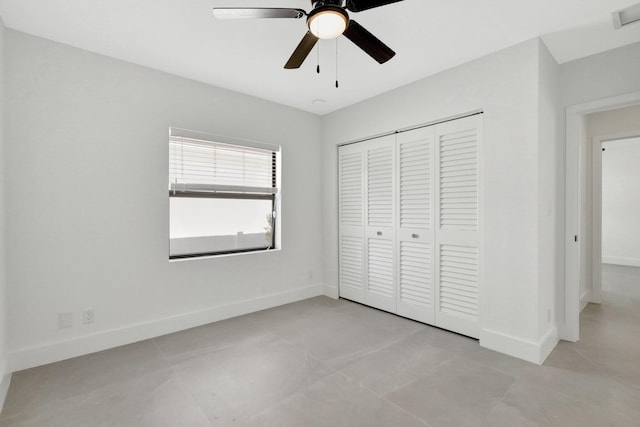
339, 144, 366, 304
364, 135, 396, 313
396, 127, 435, 324
434, 115, 481, 338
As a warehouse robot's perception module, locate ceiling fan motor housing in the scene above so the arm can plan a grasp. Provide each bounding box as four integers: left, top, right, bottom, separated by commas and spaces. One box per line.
311, 0, 345, 7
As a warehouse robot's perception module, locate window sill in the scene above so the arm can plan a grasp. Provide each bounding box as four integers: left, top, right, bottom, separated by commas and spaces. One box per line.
168, 248, 281, 263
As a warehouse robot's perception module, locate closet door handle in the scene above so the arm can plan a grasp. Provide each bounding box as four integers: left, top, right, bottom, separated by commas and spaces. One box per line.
411, 233, 419, 239
376, 231, 383, 236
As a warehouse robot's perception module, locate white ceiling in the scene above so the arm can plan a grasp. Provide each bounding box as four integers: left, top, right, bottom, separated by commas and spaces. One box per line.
1, 0, 639, 115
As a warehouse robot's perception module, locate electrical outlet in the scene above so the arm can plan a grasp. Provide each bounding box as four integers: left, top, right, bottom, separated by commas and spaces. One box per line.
82, 309, 95, 324
58, 312, 73, 329
308, 270, 313, 280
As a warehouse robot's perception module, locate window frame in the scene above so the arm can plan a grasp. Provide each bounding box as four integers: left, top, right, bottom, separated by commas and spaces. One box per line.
168, 128, 280, 260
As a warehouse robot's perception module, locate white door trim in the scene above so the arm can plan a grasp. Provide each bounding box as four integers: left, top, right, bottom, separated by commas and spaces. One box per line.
563, 91, 640, 342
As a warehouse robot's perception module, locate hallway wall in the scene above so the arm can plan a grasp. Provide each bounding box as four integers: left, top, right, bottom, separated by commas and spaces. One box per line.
601, 136, 640, 267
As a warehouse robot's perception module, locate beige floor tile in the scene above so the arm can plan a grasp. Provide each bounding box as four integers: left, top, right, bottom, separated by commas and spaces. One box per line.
339, 330, 453, 395
495, 380, 639, 427
154, 314, 275, 363
170, 334, 334, 425
1, 369, 211, 427
2, 340, 169, 420
247, 373, 428, 427
386, 357, 515, 427
251, 302, 421, 369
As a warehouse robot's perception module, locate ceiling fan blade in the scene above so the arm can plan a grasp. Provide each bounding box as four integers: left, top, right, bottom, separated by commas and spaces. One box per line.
345, 0, 404, 13
284, 32, 319, 69
343, 20, 395, 64
212, 8, 306, 20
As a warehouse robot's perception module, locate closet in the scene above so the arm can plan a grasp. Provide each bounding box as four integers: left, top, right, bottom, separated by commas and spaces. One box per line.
338, 114, 481, 338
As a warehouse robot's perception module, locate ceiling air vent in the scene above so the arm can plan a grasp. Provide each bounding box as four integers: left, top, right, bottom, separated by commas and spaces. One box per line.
612, 3, 640, 29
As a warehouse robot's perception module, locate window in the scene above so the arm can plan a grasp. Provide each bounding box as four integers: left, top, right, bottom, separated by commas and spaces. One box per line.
169, 128, 280, 259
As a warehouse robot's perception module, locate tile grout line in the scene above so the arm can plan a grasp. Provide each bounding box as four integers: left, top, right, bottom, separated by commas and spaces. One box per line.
154, 314, 284, 364
325, 322, 432, 369
333, 326, 427, 366
149, 337, 216, 427
244, 350, 339, 423
151, 319, 340, 426
347, 356, 459, 398
334, 371, 434, 427
456, 351, 524, 382
558, 345, 640, 395
483, 376, 518, 420
337, 353, 520, 426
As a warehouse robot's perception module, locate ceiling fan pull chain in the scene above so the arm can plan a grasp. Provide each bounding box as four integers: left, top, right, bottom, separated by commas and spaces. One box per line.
335, 38, 339, 88
317, 40, 321, 74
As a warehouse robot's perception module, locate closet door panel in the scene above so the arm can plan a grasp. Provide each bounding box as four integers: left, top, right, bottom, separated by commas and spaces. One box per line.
367, 238, 394, 299
339, 144, 365, 303
435, 115, 481, 338
398, 240, 433, 321
365, 135, 396, 313
339, 114, 482, 338
396, 127, 435, 324
340, 235, 365, 302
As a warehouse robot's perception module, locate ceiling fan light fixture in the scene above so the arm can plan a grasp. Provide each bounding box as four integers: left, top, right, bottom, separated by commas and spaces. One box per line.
307, 7, 349, 39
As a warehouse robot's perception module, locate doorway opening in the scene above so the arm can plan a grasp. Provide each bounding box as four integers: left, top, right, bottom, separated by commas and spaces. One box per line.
563, 93, 640, 342
592, 133, 640, 302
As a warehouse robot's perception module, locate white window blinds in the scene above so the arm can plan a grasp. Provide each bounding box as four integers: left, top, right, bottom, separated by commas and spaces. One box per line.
169, 129, 278, 195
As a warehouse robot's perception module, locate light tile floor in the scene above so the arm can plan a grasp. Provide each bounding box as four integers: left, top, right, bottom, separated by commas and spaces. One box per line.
602, 263, 640, 300
1, 285, 639, 426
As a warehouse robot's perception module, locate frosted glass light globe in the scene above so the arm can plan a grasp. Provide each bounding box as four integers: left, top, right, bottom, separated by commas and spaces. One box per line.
308, 10, 348, 39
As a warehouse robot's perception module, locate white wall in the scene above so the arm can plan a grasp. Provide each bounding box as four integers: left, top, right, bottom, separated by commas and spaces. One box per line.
602, 135, 640, 268
322, 38, 558, 364
4, 30, 324, 371
560, 42, 640, 108
586, 105, 640, 136
0, 15, 12, 408
537, 41, 560, 348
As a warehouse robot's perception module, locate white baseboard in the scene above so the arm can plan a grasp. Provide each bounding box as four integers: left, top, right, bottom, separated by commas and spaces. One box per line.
8, 284, 324, 373
538, 327, 559, 363
602, 257, 640, 267
480, 326, 558, 365
580, 289, 592, 312
323, 283, 339, 299
0, 358, 11, 413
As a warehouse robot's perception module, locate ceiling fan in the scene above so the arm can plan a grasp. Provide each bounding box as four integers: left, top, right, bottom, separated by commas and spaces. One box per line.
212, 0, 404, 69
